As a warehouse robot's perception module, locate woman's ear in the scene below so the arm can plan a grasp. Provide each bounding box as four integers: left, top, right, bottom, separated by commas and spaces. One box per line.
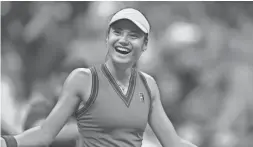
144, 34, 148, 44
142, 46, 147, 52
142, 36, 148, 51
105, 37, 109, 47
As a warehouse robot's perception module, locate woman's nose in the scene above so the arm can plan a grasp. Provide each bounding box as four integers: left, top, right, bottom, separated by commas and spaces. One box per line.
118, 35, 129, 46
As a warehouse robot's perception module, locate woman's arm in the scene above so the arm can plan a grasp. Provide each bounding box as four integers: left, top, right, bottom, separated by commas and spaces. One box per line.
1, 68, 91, 147
142, 72, 197, 147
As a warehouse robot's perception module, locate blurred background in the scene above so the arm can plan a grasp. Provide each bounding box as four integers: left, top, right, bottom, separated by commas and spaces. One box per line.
1, 1, 253, 147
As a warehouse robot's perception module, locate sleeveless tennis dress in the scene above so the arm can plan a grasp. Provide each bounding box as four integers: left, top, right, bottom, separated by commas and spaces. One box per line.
75, 64, 152, 147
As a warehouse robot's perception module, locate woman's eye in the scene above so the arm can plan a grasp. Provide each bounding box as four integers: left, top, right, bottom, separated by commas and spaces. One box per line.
129, 34, 138, 39
113, 30, 121, 35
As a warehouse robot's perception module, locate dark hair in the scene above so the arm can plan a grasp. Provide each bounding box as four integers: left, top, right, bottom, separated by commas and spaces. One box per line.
106, 25, 149, 42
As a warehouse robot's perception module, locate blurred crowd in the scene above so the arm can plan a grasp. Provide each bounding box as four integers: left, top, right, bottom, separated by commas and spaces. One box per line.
1, 1, 253, 147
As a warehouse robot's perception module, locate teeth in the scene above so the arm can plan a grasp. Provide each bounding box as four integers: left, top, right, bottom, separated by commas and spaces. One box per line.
117, 47, 129, 52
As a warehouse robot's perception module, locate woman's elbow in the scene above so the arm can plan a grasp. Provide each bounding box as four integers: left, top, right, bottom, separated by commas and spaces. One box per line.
39, 127, 56, 146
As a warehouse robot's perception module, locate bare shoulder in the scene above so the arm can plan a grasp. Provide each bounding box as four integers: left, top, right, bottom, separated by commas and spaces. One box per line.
139, 71, 159, 99
65, 68, 91, 85
140, 71, 155, 82
140, 71, 157, 87
63, 68, 92, 98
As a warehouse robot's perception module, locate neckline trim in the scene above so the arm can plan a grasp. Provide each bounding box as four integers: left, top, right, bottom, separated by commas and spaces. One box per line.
101, 63, 136, 107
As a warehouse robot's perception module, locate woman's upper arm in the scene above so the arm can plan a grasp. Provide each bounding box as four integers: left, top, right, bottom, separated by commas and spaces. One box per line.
41, 68, 91, 139
144, 73, 181, 147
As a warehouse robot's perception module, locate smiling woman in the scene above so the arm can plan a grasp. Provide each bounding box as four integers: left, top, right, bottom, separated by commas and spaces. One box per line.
105, 8, 149, 70
106, 19, 147, 67
1, 7, 197, 147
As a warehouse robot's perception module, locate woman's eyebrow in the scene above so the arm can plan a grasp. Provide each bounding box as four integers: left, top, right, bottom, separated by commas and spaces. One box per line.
112, 26, 122, 30
130, 31, 138, 33
130, 31, 144, 36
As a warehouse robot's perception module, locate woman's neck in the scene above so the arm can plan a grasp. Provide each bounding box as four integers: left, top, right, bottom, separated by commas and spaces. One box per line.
105, 60, 133, 86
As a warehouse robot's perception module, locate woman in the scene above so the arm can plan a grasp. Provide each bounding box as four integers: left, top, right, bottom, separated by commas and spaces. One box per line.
1, 8, 197, 147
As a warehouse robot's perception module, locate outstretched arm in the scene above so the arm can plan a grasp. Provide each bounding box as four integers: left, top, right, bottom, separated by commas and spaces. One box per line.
1, 68, 91, 147
27, 118, 79, 142
143, 73, 198, 147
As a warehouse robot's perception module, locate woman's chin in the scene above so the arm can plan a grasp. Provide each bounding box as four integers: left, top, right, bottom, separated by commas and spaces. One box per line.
112, 54, 131, 64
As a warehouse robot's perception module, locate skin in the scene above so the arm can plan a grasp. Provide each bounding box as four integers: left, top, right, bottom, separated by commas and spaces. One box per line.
1, 19, 197, 147
105, 19, 148, 88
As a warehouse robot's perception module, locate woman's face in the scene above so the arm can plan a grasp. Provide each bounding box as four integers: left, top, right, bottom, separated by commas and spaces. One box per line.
106, 19, 147, 67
